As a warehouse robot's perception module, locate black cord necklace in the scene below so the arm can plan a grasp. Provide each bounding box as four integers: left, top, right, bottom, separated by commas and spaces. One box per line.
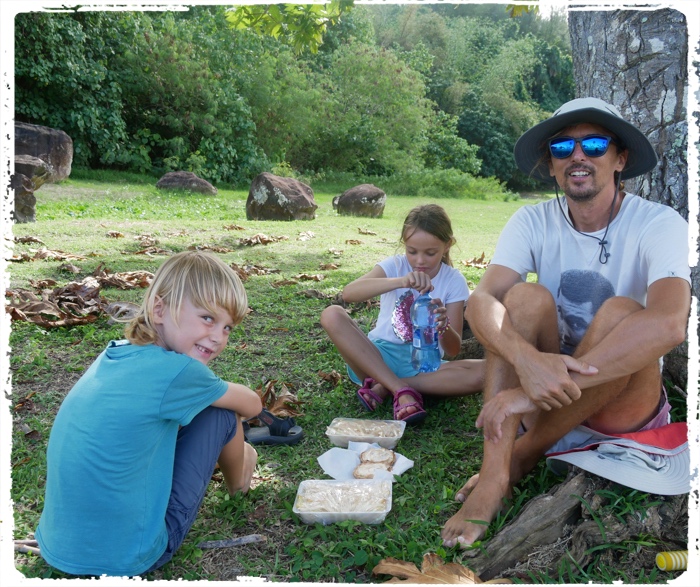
555, 179, 620, 265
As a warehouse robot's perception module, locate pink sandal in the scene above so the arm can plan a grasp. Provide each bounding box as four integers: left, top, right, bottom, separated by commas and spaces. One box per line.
393, 387, 427, 425
356, 378, 384, 412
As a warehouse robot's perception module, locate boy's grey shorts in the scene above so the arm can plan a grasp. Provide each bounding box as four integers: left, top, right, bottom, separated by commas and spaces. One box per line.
146, 406, 237, 573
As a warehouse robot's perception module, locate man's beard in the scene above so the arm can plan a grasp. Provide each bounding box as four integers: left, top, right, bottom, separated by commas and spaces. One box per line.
563, 166, 599, 202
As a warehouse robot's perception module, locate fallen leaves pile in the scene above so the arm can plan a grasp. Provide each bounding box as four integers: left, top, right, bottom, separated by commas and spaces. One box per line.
5, 267, 154, 328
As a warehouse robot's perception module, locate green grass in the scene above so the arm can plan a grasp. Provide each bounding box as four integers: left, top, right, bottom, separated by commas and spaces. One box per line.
5, 172, 687, 583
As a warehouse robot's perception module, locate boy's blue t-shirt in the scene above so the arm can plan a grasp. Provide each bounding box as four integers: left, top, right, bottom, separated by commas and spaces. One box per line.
35, 340, 228, 577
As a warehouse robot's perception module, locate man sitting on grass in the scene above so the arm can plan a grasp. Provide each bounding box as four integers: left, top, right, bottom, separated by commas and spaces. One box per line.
442, 97, 691, 548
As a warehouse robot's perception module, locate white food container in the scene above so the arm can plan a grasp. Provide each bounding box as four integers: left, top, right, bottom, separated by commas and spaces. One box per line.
293, 479, 392, 525
325, 418, 406, 449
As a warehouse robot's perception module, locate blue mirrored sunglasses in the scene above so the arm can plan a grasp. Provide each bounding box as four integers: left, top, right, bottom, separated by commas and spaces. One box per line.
548, 135, 621, 159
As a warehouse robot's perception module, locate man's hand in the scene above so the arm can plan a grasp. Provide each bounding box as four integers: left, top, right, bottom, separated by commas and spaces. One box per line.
476, 387, 536, 442
513, 349, 597, 410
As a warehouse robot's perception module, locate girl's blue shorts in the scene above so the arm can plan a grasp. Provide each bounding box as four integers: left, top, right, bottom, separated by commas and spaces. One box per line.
346, 339, 443, 384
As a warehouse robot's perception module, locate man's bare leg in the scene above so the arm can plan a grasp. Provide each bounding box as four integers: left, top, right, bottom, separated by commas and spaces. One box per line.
511, 297, 663, 473
442, 283, 560, 547
443, 294, 663, 548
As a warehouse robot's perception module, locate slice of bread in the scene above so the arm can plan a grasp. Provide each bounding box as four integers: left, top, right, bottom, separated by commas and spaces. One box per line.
360, 447, 396, 467
353, 462, 392, 479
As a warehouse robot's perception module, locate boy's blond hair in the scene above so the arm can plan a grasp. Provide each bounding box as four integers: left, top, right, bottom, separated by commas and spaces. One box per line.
125, 251, 248, 346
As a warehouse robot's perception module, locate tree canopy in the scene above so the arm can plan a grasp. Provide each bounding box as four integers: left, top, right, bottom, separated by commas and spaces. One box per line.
14, 4, 573, 189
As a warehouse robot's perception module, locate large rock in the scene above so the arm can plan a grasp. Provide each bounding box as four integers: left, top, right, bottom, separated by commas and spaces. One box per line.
332, 184, 386, 218
155, 171, 217, 195
246, 172, 317, 221
15, 122, 73, 182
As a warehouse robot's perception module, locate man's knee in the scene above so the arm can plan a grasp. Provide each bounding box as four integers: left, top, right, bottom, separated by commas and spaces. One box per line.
581, 296, 643, 348
597, 295, 643, 318
503, 282, 557, 323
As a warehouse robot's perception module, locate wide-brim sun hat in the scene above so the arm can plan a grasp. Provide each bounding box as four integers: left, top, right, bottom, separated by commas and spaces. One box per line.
514, 97, 659, 182
545, 422, 691, 496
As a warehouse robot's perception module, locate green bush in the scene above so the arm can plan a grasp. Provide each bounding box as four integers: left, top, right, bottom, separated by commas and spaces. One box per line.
380, 168, 513, 200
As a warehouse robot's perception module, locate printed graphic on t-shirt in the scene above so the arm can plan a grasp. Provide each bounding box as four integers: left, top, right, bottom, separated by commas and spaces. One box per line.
392, 290, 415, 343
557, 269, 615, 355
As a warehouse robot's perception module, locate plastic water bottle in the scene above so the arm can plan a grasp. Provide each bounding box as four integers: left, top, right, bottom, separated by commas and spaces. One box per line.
411, 292, 441, 373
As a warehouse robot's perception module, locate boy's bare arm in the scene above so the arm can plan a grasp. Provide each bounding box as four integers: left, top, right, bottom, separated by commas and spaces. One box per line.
211, 383, 263, 418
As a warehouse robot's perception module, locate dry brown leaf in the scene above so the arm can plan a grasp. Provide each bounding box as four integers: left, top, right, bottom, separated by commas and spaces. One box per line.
294, 273, 324, 282
239, 233, 289, 246
58, 263, 82, 274
297, 231, 315, 241
373, 553, 482, 584
328, 248, 343, 256
105, 301, 140, 323
271, 279, 298, 288
320, 263, 339, 270
31, 247, 87, 261
14, 236, 45, 244
223, 224, 245, 231
300, 289, 332, 300
252, 380, 304, 421
318, 370, 342, 387
106, 231, 125, 238
130, 246, 171, 256
28, 278, 58, 289
136, 235, 159, 247
188, 244, 233, 253
461, 253, 489, 269
345, 239, 362, 245
230, 262, 280, 282
358, 227, 377, 235
91, 264, 153, 289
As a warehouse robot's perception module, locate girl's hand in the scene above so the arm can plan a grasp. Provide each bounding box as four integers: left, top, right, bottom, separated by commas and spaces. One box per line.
431, 298, 449, 331
403, 271, 433, 294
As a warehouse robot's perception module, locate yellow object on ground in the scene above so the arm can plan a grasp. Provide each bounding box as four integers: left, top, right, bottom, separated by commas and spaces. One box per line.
656, 550, 688, 571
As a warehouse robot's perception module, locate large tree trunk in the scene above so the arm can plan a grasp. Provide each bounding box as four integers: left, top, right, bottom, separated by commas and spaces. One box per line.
568, 9, 688, 214
568, 8, 696, 390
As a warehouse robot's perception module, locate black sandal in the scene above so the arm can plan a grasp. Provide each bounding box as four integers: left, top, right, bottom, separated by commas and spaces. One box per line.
243, 408, 304, 446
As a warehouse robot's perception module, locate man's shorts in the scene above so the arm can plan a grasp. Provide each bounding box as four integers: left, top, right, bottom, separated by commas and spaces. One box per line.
546, 387, 671, 456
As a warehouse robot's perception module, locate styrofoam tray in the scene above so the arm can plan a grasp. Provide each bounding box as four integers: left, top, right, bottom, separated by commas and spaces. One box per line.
325, 418, 406, 449
293, 479, 392, 525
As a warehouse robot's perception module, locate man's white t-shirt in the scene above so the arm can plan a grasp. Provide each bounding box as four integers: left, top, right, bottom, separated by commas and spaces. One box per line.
491, 193, 690, 354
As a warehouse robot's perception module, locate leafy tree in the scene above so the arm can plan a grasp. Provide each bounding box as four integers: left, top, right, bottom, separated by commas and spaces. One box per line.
14, 11, 133, 168
225, 1, 354, 54
423, 110, 481, 175
300, 42, 432, 175
113, 11, 265, 183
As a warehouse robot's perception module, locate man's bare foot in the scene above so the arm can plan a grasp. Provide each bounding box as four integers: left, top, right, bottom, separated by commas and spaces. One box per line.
441, 474, 510, 548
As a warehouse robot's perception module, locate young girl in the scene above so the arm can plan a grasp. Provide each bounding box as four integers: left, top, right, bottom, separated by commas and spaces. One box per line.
35, 251, 263, 577
321, 204, 485, 425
